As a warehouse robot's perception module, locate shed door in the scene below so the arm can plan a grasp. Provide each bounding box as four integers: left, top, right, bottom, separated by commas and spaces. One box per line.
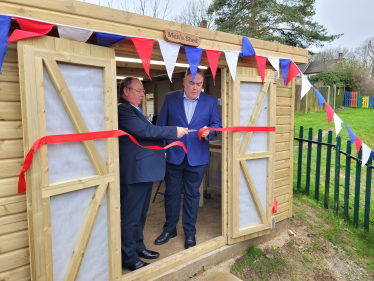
227, 67, 276, 244
18, 37, 121, 280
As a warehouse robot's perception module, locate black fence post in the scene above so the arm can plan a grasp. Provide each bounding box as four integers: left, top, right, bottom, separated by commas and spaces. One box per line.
306, 128, 313, 196
325, 131, 332, 208
334, 137, 341, 215
344, 141, 351, 220
297, 126, 304, 190
364, 156, 372, 231
315, 129, 322, 201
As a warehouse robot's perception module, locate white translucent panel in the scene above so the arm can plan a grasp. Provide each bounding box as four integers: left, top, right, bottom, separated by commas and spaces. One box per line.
239, 158, 267, 229
239, 82, 268, 153
43, 63, 105, 184
50, 187, 109, 281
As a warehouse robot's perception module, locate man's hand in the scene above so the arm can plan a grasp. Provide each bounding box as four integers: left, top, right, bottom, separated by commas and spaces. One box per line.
201, 126, 210, 138
177, 127, 188, 138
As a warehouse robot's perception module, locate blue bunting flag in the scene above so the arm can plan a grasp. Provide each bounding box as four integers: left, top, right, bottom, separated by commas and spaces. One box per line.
240, 36, 255, 57
97, 33, 126, 47
280, 59, 291, 87
0, 15, 11, 74
313, 87, 326, 108
344, 123, 357, 145
184, 45, 204, 83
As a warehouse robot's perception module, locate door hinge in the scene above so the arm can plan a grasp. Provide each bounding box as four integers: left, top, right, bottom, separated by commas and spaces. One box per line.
272, 217, 276, 229
226, 227, 229, 237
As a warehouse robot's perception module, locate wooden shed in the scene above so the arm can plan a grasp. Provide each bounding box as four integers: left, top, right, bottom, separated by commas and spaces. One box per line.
0, 1, 308, 280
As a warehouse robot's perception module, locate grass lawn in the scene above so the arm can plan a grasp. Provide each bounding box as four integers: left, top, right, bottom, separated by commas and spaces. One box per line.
293, 106, 374, 271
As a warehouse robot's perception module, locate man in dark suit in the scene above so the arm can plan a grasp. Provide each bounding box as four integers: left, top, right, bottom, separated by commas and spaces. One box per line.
155, 68, 222, 249
118, 77, 188, 271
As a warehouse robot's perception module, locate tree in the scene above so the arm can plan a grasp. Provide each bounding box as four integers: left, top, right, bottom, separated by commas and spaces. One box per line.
173, 0, 215, 29
207, 0, 342, 49
308, 71, 356, 89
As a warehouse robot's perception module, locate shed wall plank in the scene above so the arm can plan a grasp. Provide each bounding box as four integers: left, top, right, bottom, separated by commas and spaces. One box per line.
0, 177, 19, 198
0, 248, 30, 272
0, 139, 24, 159
0, 83, 21, 102
0, 265, 30, 281
0, 213, 28, 236
0, 195, 27, 217
0, 230, 29, 254
0, 102, 22, 121
276, 107, 291, 116
0, 121, 23, 140
0, 158, 23, 179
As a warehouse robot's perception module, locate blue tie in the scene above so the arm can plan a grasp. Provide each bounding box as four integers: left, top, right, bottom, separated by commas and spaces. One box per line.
138, 108, 144, 115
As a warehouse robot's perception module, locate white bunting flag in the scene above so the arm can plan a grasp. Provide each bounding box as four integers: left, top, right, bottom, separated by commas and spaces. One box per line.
224, 51, 240, 81
301, 74, 312, 99
333, 113, 344, 136
158, 40, 181, 83
362, 143, 372, 167
57, 25, 93, 42
268, 57, 280, 81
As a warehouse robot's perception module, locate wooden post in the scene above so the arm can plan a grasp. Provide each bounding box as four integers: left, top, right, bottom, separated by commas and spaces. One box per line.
344, 141, 351, 220
315, 129, 322, 201
353, 147, 362, 228
364, 156, 372, 231
297, 126, 304, 190
305, 128, 313, 196
324, 131, 332, 208
334, 137, 341, 214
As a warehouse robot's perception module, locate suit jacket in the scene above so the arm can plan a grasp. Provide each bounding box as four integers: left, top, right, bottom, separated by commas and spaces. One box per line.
156, 90, 222, 166
118, 98, 177, 185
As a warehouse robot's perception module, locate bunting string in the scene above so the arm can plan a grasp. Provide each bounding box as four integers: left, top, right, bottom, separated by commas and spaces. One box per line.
1, 13, 372, 166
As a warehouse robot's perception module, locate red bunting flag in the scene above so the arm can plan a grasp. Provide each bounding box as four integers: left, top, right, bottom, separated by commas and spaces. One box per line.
286, 61, 301, 86
131, 37, 155, 80
355, 137, 362, 157
255, 55, 267, 84
325, 102, 335, 127
272, 197, 278, 213
8, 17, 53, 43
205, 49, 222, 85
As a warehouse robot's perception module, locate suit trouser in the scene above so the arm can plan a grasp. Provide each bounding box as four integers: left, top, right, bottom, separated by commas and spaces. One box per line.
163, 156, 208, 237
120, 181, 153, 266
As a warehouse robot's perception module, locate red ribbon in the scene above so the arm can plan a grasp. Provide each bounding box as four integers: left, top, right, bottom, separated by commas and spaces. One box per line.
18, 130, 186, 194
272, 197, 278, 213
198, 126, 276, 140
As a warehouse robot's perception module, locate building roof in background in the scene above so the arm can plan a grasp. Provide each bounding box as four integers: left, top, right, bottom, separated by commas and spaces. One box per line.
298, 59, 342, 74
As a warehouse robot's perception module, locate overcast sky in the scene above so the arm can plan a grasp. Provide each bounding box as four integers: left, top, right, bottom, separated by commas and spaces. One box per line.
80, 0, 373, 52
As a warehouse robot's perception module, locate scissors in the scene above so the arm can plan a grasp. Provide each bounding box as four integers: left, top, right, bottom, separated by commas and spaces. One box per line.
187, 129, 198, 132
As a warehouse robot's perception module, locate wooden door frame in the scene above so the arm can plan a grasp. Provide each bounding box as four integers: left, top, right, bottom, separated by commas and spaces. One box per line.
18, 36, 121, 281
227, 67, 276, 244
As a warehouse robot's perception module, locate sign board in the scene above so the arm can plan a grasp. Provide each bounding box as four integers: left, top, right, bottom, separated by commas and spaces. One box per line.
163, 28, 200, 47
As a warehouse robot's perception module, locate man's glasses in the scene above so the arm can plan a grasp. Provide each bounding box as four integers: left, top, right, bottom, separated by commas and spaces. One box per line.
187, 82, 203, 87
126, 87, 145, 93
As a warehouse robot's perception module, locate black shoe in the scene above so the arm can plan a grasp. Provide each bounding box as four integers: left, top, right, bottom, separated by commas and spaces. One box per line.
184, 236, 196, 249
138, 249, 160, 259
154, 229, 177, 245
123, 260, 149, 271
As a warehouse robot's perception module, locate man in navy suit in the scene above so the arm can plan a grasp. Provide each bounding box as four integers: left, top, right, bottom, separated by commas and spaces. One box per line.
155, 68, 222, 249
118, 77, 188, 271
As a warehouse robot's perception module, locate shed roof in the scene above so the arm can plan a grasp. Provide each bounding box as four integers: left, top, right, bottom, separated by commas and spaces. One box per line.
0, 0, 308, 64
298, 59, 342, 74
